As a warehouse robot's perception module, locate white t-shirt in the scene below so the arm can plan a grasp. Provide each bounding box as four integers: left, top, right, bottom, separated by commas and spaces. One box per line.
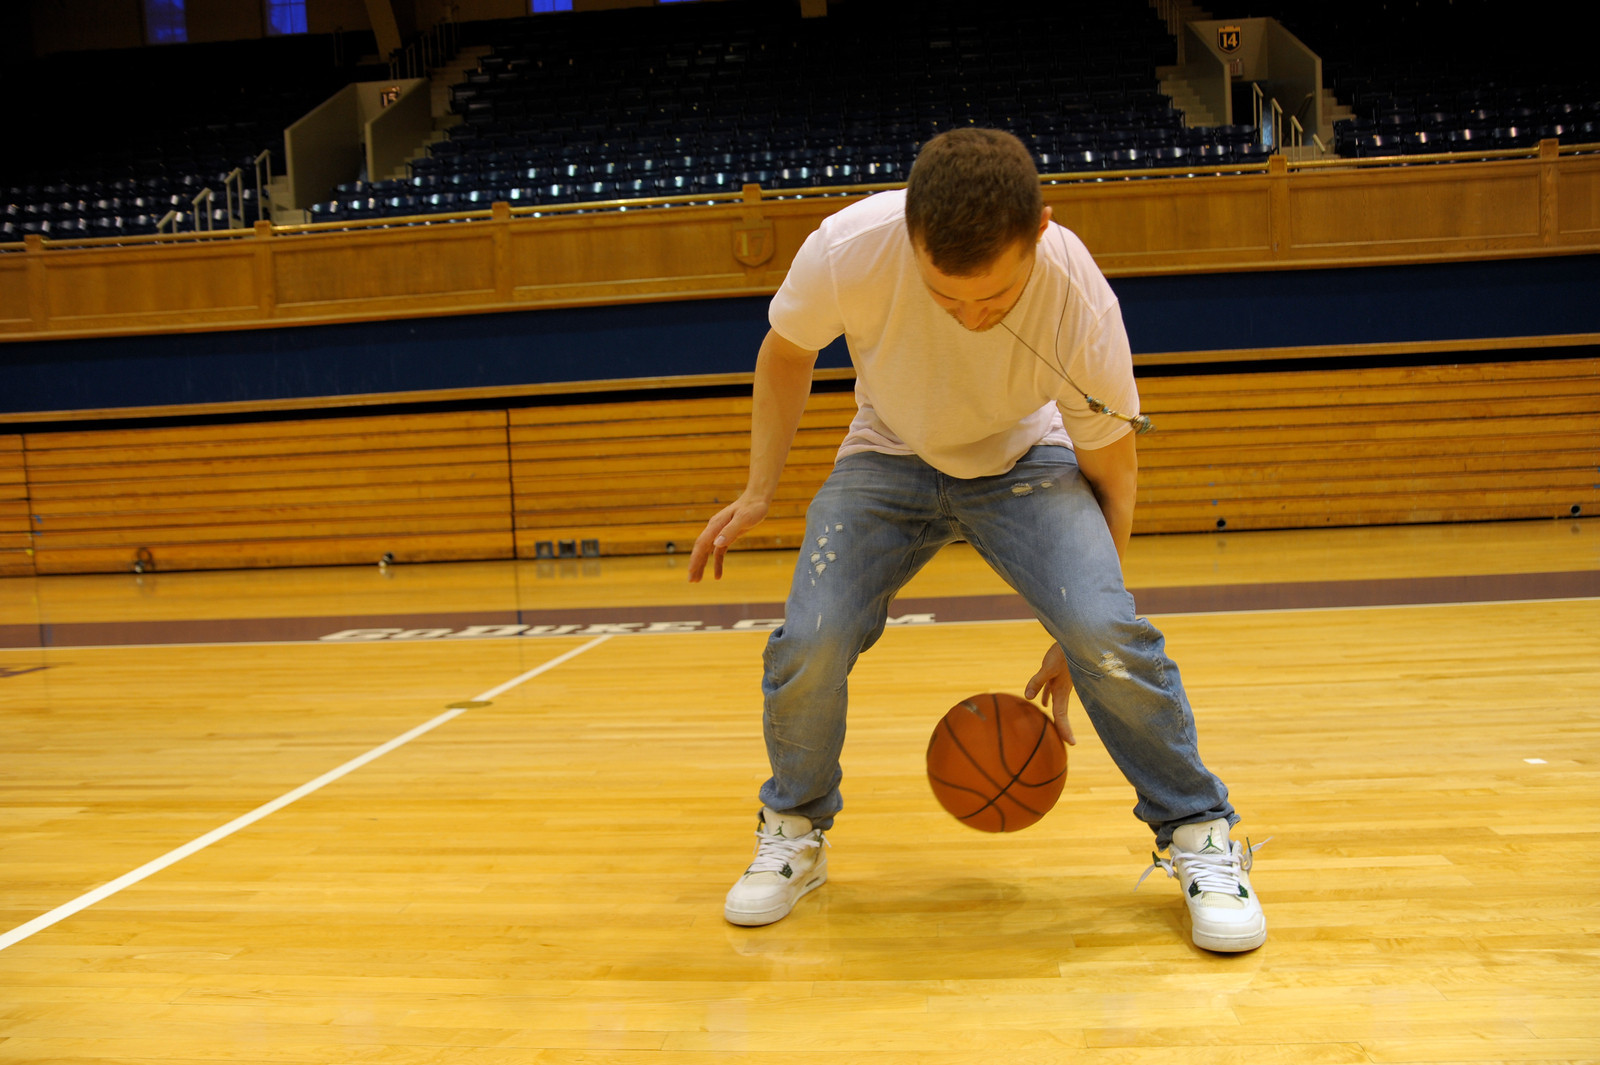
769, 189, 1139, 479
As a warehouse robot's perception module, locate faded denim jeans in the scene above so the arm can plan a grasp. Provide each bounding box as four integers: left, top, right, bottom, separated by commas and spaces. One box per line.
758, 445, 1235, 849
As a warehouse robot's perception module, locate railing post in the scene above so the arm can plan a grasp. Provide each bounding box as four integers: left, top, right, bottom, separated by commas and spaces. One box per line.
253, 149, 273, 225
493, 200, 513, 303
1267, 152, 1290, 259
24, 234, 49, 332
1539, 138, 1559, 247
223, 168, 244, 229
253, 219, 276, 319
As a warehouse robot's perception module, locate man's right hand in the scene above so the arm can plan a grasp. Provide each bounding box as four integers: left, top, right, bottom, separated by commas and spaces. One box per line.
688, 493, 770, 582
686, 329, 818, 583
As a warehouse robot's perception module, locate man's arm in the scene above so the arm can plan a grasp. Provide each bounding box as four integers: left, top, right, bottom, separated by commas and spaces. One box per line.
1071, 429, 1138, 563
687, 329, 820, 582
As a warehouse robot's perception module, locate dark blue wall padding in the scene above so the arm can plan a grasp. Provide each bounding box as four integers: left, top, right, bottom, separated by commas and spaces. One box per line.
4, 254, 1596, 417
1112, 255, 1600, 355
2, 296, 814, 417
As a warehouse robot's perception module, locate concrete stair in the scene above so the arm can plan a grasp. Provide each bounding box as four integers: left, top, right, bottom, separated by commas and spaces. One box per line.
263, 175, 301, 225
432, 45, 490, 121
382, 44, 492, 181
1152, 0, 1218, 128
1316, 85, 1356, 152
1157, 66, 1219, 128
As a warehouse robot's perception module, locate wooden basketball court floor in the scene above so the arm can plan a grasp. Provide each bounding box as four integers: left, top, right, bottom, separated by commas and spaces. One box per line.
1, 518, 1597, 1064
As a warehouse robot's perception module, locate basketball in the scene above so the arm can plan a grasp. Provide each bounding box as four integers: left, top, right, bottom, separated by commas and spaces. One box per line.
926, 693, 1067, 832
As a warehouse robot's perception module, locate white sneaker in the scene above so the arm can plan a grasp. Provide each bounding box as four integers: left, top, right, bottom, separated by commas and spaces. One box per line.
1139, 818, 1267, 952
724, 807, 829, 926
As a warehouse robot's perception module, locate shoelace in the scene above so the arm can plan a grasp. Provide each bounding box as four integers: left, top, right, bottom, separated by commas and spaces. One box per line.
1136, 836, 1269, 894
746, 830, 827, 875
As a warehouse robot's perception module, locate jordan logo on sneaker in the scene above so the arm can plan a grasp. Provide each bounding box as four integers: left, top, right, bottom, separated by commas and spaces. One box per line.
742, 861, 795, 881
1189, 880, 1249, 899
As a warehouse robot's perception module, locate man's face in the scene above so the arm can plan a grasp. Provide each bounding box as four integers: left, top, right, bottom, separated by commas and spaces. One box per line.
912, 236, 1037, 333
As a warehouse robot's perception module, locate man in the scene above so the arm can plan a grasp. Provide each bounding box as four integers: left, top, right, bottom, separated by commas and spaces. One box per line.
687, 128, 1266, 953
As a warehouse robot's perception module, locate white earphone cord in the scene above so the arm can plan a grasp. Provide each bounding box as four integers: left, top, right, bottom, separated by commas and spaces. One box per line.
996, 272, 1154, 435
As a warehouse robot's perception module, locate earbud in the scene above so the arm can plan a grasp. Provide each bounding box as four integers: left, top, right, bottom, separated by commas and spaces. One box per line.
998, 295, 1155, 435
1086, 397, 1155, 434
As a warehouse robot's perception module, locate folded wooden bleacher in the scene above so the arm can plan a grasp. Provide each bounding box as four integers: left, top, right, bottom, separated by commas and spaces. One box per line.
5, 355, 1592, 575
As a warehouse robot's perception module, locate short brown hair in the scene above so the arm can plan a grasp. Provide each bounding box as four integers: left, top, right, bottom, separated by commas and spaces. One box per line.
905, 128, 1043, 276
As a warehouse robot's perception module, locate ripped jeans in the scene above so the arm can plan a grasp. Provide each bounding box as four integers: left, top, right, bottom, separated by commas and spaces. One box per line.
758, 446, 1235, 849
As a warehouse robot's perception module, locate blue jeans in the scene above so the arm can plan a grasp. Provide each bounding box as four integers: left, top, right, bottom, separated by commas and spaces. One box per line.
759, 446, 1235, 849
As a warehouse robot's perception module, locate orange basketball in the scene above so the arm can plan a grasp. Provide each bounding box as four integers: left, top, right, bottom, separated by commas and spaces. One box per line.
926, 692, 1067, 832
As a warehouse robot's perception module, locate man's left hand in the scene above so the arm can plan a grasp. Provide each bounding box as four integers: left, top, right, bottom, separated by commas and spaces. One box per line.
1024, 642, 1077, 746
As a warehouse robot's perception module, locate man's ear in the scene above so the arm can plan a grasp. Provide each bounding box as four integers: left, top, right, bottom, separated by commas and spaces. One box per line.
1037, 206, 1053, 243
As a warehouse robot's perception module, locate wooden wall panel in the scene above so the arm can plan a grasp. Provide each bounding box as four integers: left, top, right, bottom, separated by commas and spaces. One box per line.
1048, 177, 1275, 269
40, 244, 258, 328
0, 434, 32, 577
0, 257, 31, 328
23, 411, 514, 574
508, 210, 755, 304
1286, 169, 1541, 254
1556, 162, 1600, 241
271, 228, 497, 311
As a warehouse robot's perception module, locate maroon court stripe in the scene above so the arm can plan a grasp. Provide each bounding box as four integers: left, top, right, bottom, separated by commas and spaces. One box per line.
1, 570, 1594, 650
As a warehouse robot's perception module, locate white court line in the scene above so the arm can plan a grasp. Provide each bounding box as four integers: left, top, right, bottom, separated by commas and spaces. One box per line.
0, 633, 613, 954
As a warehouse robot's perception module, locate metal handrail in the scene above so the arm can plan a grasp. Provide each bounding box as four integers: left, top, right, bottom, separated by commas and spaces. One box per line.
222, 168, 245, 229
191, 188, 215, 231
23, 226, 256, 250
388, 18, 459, 81
253, 149, 273, 225
1287, 140, 1588, 170
274, 190, 749, 235
13, 139, 1595, 250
